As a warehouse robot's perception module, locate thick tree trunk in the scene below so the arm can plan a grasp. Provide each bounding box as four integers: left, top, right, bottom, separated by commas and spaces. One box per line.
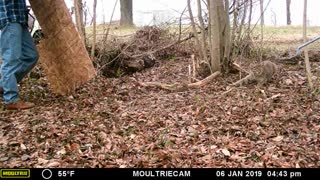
209, 0, 222, 72
209, 0, 230, 73
120, 0, 133, 26
29, 0, 96, 95
223, 0, 231, 72
286, 0, 292, 25
74, 0, 86, 44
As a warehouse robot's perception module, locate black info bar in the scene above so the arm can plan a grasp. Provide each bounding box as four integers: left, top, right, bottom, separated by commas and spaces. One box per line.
0, 168, 319, 180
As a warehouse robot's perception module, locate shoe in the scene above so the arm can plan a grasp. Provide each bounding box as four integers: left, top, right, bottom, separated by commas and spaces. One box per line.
4, 100, 35, 110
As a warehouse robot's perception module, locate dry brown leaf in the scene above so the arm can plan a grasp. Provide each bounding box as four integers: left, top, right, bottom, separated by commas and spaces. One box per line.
272, 136, 284, 142
221, 149, 231, 157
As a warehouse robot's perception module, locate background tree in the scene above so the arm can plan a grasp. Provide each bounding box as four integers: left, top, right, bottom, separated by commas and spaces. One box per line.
286, 0, 292, 25
74, 0, 86, 43
303, 0, 313, 89
120, 0, 134, 26
91, 0, 97, 59
208, 0, 231, 72
260, 0, 264, 41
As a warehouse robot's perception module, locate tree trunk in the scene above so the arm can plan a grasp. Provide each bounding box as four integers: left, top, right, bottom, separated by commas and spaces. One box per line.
237, 0, 248, 43
91, 0, 97, 59
74, 0, 86, 44
29, 0, 96, 95
196, 0, 208, 63
222, 0, 231, 72
286, 0, 291, 25
120, 0, 133, 26
209, 0, 224, 72
303, 0, 313, 89
230, 0, 239, 57
247, 0, 253, 35
260, 0, 264, 41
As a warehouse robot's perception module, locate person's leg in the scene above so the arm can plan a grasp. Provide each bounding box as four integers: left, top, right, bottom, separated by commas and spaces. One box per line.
0, 23, 35, 110
0, 24, 39, 93
16, 25, 39, 83
0, 23, 23, 104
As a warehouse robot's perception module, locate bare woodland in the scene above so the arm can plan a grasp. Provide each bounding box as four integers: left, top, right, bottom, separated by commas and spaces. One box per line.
0, 0, 319, 168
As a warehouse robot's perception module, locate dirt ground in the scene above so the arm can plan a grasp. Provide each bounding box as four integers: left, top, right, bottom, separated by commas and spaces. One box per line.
0, 48, 319, 168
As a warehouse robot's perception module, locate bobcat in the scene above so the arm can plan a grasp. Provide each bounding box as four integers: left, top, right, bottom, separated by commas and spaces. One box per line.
232, 60, 277, 87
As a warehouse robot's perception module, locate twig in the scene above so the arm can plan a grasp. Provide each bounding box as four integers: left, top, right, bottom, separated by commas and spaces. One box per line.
188, 71, 221, 88
102, 0, 118, 44
192, 54, 196, 82
231, 73, 254, 87
97, 40, 136, 73
188, 65, 192, 83
232, 62, 250, 74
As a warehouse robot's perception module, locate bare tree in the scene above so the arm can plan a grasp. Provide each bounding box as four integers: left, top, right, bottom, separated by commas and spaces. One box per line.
91, 0, 97, 59
74, 0, 86, 44
222, 0, 231, 71
303, 0, 313, 89
188, 0, 204, 62
208, 0, 231, 72
286, 0, 292, 25
196, 0, 208, 63
120, 0, 134, 26
260, 0, 264, 41
247, 0, 253, 30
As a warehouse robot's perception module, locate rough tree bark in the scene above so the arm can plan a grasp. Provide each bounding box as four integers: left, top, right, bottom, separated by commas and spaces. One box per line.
74, 0, 86, 44
209, 0, 222, 72
208, 0, 230, 73
120, 0, 134, 26
29, 0, 96, 95
286, 0, 292, 25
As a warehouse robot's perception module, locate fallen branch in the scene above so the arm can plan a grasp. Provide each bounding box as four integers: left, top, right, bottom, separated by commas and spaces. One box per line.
137, 71, 221, 91
188, 71, 221, 88
231, 62, 250, 74
231, 73, 254, 87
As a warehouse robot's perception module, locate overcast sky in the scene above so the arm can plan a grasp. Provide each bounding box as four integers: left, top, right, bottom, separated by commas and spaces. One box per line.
63, 0, 320, 26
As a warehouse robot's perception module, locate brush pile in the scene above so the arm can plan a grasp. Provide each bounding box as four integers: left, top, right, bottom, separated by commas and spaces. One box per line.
95, 26, 189, 77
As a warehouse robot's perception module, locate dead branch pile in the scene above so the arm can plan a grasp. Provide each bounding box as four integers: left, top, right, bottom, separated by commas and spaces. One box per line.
278, 50, 320, 64
95, 26, 190, 77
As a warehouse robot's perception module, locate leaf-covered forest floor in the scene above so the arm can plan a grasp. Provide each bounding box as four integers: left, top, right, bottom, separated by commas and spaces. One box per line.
0, 26, 320, 168
1, 55, 319, 168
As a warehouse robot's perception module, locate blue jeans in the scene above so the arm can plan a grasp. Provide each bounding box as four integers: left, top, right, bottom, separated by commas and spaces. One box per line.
0, 22, 39, 104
